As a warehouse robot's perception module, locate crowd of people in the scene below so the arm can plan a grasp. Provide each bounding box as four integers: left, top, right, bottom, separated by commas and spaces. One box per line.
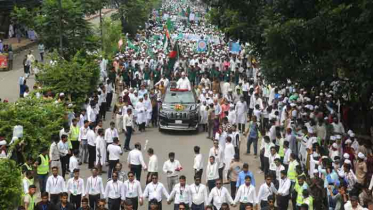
2, 0, 373, 210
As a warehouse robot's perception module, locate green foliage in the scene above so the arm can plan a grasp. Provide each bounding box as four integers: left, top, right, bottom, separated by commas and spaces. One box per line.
0, 159, 23, 209
206, 0, 373, 90
11, 0, 99, 59
37, 51, 100, 106
80, 0, 109, 15
112, 0, 161, 36
0, 98, 66, 158
101, 17, 126, 58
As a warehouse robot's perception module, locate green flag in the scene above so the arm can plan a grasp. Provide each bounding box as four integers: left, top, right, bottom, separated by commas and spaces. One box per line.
127, 40, 139, 52
166, 18, 174, 32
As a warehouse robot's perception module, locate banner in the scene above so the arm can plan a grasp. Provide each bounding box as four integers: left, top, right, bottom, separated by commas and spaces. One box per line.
197, 40, 208, 53
230, 42, 241, 54
0, 54, 8, 69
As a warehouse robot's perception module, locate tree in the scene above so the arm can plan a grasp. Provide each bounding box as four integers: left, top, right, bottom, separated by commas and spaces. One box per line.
112, 0, 161, 36
11, 0, 99, 59
0, 159, 22, 210
36, 51, 100, 106
0, 98, 66, 158
100, 17, 126, 58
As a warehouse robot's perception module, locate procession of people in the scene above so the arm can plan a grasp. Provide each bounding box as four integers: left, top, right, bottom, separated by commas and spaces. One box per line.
1, 0, 373, 210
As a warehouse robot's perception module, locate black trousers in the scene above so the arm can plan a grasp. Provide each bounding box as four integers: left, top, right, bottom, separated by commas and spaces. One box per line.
195, 169, 203, 179
260, 200, 269, 208
234, 146, 240, 160
218, 167, 224, 181
130, 164, 142, 181
126, 197, 139, 210
207, 180, 216, 192
107, 92, 113, 111
88, 145, 96, 169
108, 159, 119, 179
60, 155, 69, 178
124, 126, 133, 150
191, 203, 204, 210
71, 141, 79, 153
277, 194, 290, 210
230, 181, 237, 199
148, 200, 162, 210
50, 193, 60, 205
108, 198, 121, 210
89, 194, 100, 210
99, 102, 107, 120
70, 194, 82, 209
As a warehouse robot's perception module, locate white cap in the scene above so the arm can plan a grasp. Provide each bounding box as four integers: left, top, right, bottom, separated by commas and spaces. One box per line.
228, 88, 233, 92
345, 139, 352, 144
330, 136, 336, 141
308, 127, 314, 133
349, 133, 355, 137
332, 143, 338, 149
344, 159, 351, 165
347, 130, 353, 135
181, 72, 186, 76
59, 92, 65, 96
313, 169, 319, 174
336, 135, 342, 139
343, 153, 350, 159
229, 104, 234, 108
358, 152, 365, 159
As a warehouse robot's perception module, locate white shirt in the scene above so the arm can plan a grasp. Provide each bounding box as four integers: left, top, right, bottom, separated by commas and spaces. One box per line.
168, 183, 192, 204
206, 162, 219, 182
177, 77, 191, 90
143, 182, 170, 202
57, 140, 69, 157
46, 175, 66, 194
79, 127, 89, 141
257, 183, 277, 203
163, 160, 182, 177
148, 155, 158, 173
86, 176, 105, 195
104, 128, 119, 144
189, 183, 208, 205
123, 114, 134, 130
269, 153, 280, 171
193, 154, 203, 172
127, 149, 147, 168
107, 144, 122, 160
277, 178, 291, 196
66, 177, 85, 195
275, 165, 285, 181
283, 148, 292, 165
209, 147, 225, 168
234, 184, 257, 205
208, 187, 234, 209
69, 156, 79, 172
87, 129, 96, 146
122, 179, 143, 199
104, 180, 123, 199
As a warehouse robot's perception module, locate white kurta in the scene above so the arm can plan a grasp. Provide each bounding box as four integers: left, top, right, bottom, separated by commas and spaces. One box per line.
135, 102, 147, 124
200, 105, 208, 124
235, 101, 247, 124
143, 99, 152, 120
227, 110, 237, 125
95, 136, 107, 165
177, 77, 191, 90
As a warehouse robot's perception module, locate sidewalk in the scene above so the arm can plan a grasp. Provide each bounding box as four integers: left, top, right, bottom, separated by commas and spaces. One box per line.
2, 9, 116, 54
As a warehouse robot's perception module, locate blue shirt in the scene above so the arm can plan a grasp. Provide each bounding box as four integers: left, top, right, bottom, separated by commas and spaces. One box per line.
236, 170, 255, 187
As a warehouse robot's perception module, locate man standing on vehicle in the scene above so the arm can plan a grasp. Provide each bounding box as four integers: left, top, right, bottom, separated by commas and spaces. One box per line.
177, 72, 191, 90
